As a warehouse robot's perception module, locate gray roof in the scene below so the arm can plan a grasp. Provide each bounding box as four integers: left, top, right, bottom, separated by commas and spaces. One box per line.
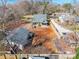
7, 28, 34, 45
32, 14, 48, 23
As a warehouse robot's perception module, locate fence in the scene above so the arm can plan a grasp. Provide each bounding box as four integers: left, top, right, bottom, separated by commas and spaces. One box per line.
0, 54, 27, 59
0, 54, 75, 59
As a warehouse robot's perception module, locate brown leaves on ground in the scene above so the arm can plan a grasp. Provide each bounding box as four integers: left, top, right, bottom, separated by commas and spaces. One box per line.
59, 38, 75, 53
4, 20, 26, 31
24, 46, 52, 54
67, 33, 79, 41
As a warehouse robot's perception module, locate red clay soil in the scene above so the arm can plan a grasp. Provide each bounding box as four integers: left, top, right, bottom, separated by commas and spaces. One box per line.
32, 27, 56, 45
31, 26, 58, 53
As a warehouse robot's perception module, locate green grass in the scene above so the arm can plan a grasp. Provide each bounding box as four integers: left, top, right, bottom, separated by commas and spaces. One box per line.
73, 48, 79, 59
21, 16, 26, 19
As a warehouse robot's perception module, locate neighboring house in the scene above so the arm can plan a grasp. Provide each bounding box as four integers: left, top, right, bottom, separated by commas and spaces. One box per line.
58, 13, 74, 23
32, 14, 48, 27
6, 28, 34, 50
51, 13, 71, 18
51, 12, 74, 23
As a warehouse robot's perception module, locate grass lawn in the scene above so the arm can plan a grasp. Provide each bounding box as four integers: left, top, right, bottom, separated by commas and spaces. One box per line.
73, 48, 79, 59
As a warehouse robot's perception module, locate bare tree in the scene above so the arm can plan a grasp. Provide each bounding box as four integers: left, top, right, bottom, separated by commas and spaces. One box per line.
1, 0, 7, 18
39, 0, 52, 14
0, 0, 8, 32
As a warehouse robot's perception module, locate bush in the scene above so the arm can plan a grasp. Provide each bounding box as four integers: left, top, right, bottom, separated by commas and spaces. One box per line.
73, 48, 79, 59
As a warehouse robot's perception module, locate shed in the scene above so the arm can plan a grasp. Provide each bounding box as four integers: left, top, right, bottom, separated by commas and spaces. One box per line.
7, 28, 34, 46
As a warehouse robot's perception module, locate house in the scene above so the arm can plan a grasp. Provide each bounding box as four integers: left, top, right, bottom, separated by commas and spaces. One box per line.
51, 12, 74, 23
32, 14, 48, 27
6, 28, 34, 50
58, 13, 74, 23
